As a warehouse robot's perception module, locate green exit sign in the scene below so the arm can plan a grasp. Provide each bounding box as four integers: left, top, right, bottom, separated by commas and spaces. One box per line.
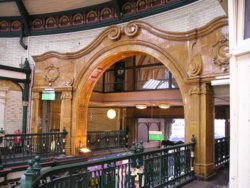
42, 90, 55, 100
149, 131, 163, 141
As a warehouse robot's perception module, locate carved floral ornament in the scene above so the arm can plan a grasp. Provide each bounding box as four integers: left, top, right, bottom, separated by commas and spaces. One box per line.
212, 36, 229, 66
188, 84, 209, 96
43, 64, 60, 86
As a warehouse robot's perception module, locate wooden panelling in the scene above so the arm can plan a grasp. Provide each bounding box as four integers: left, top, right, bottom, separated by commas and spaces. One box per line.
90, 90, 183, 107
23, 0, 111, 15
0, 2, 19, 17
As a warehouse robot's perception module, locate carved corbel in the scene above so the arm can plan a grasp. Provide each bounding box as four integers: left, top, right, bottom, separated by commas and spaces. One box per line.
188, 40, 203, 77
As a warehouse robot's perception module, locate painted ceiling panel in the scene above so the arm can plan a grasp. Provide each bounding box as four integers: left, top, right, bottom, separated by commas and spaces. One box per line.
22, 0, 111, 15
0, 2, 20, 17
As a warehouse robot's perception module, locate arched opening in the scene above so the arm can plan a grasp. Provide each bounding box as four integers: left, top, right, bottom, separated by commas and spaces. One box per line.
32, 18, 229, 177
72, 43, 188, 155
86, 54, 185, 154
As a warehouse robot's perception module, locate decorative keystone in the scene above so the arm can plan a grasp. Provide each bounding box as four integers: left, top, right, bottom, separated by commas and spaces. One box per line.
130, 141, 137, 154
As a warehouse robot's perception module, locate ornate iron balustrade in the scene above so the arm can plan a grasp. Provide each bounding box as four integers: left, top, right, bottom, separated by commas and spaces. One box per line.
87, 130, 128, 150
20, 136, 196, 188
215, 136, 230, 167
0, 129, 67, 166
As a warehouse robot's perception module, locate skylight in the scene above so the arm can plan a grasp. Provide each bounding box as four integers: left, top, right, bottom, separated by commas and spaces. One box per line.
143, 79, 169, 89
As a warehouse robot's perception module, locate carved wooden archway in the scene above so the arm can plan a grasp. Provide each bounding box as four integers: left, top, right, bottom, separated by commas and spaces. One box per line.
33, 16, 228, 178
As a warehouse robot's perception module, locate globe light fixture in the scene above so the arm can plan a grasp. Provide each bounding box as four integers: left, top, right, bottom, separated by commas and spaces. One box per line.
107, 109, 116, 119
135, 104, 147, 109
158, 103, 170, 109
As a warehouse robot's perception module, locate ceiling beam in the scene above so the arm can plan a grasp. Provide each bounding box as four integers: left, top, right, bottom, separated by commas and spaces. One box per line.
15, 0, 30, 35
0, 0, 15, 2
112, 0, 122, 20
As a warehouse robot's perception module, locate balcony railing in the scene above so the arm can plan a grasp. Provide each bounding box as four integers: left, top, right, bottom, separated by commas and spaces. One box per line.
0, 129, 67, 166
215, 136, 230, 167
20, 136, 196, 188
87, 130, 128, 150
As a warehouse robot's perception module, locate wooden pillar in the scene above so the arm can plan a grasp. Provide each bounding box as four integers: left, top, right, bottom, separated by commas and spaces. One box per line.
72, 104, 88, 155
31, 92, 41, 133
60, 91, 72, 155
185, 83, 214, 178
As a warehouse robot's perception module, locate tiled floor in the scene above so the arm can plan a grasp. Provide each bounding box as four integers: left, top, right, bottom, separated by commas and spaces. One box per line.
182, 166, 229, 188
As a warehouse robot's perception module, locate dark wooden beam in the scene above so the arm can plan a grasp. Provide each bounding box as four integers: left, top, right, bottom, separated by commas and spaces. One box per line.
112, 0, 122, 20
0, 0, 15, 2
15, 0, 30, 34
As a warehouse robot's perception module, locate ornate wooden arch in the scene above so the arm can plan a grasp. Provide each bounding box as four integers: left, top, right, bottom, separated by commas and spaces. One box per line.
33, 16, 228, 178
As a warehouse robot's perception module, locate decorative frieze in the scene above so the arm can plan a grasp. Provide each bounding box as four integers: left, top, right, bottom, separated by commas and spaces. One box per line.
0, 0, 188, 35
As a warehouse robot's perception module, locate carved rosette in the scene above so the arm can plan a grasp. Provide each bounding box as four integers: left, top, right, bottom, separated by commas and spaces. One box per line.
43, 64, 60, 86
61, 92, 72, 100
212, 36, 229, 66
108, 22, 139, 40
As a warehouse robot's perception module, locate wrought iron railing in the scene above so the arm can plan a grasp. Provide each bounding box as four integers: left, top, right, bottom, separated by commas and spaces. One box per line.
20, 136, 196, 188
87, 130, 128, 150
0, 129, 67, 166
215, 136, 230, 167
